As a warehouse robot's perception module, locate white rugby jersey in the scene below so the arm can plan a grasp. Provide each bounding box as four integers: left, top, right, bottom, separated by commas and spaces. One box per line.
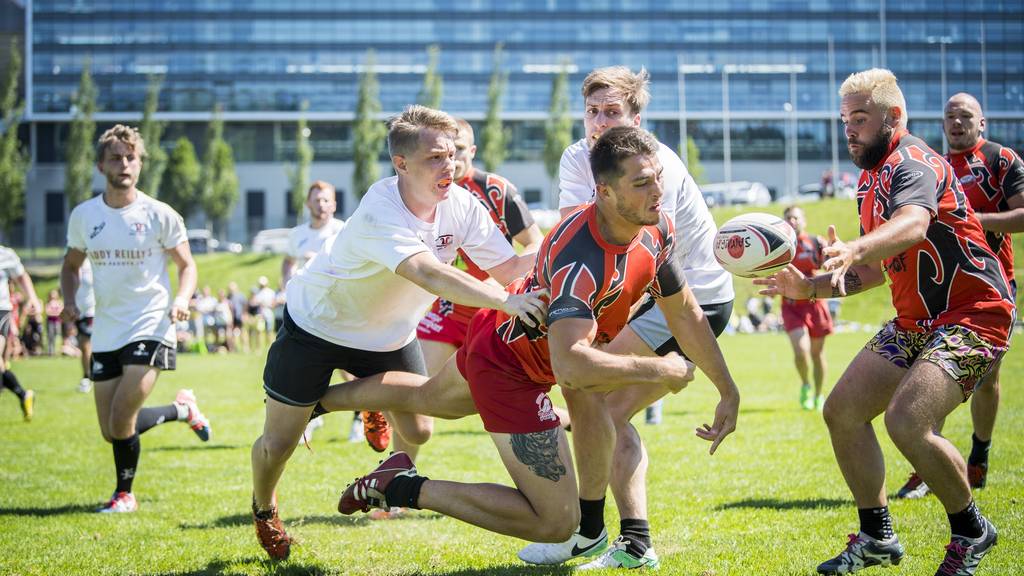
558, 138, 734, 305
66, 192, 187, 352
287, 176, 516, 352
287, 217, 346, 275
0, 246, 26, 311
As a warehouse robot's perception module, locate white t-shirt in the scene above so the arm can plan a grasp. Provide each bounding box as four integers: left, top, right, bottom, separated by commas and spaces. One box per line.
66, 192, 188, 352
558, 138, 734, 305
0, 246, 26, 311
75, 258, 96, 317
287, 176, 517, 351
287, 218, 346, 272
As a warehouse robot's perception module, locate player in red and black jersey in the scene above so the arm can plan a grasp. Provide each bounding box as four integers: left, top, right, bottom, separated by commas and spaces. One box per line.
894, 93, 1024, 499
407, 118, 545, 465
324, 127, 739, 550
416, 118, 543, 358
780, 206, 833, 411
758, 70, 1012, 575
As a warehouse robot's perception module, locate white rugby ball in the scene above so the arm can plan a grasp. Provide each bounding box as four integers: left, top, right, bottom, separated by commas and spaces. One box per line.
713, 213, 797, 278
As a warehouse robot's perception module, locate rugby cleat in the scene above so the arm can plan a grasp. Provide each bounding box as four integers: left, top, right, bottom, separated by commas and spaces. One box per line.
801, 384, 814, 410
896, 472, 930, 499
98, 491, 137, 514
252, 496, 291, 561
967, 463, 987, 489
78, 378, 92, 393
933, 517, 997, 576
338, 452, 416, 515
817, 532, 904, 574
20, 389, 34, 422
577, 536, 660, 570
362, 410, 391, 453
517, 526, 608, 565
174, 389, 212, 442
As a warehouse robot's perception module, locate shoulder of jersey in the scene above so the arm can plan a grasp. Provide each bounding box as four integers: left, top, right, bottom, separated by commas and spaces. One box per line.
563, 138, 589, 161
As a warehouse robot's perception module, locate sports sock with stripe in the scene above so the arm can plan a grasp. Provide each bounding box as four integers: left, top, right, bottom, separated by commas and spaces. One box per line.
112, 434, 141, 493
858, 506, 895, 541
384, 474, 429, 509
135, 405, 180, 434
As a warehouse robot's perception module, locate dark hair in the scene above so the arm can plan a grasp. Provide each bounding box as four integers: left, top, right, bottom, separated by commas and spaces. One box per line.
589, 126, 659, 185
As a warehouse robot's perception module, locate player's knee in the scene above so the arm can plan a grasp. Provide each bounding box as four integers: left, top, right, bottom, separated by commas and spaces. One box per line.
398, 422, 433, 445
532, 512, 579, 543
882, 406, 923, 448
259, 432, 298, 461
821, 395, 845, 429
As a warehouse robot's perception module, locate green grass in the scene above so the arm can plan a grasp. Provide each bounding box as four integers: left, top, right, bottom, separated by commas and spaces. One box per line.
2, 332, 1021, 575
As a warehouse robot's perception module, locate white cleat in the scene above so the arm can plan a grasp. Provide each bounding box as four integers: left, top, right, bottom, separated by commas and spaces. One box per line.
517, 527, 608, 565
300, 415, 325, 446
78, 378, 93, 393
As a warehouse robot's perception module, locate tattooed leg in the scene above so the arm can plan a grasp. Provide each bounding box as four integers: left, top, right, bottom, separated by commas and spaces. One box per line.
510, 428, 568, 481
412, 427, 581, 542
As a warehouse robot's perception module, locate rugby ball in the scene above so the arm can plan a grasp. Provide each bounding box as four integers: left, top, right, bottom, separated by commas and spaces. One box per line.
713, 213, 797, 278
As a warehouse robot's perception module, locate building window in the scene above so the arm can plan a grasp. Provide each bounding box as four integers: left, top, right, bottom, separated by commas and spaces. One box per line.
246, 189, 266, 237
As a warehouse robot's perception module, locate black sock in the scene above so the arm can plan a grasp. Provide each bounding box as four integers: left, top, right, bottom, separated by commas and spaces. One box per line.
949, 500, 984, 539
619, 518, 651, 557
135, 405, 180, 434
383, 474, 429, 509
858, 506, 895, 541
1, 371, 26, 400
309, 402, 328, 420
578, 497, 606, 539
968, 434, 991, 466
111, 434, 141, 493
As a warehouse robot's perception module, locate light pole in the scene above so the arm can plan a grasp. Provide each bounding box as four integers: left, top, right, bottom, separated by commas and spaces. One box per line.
928, 35, 953, 152
677, 60, 714, 167
720, 64, 806, 193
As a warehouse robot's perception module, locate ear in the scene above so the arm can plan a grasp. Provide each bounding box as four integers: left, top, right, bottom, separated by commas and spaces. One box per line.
392, 155, 407, 174
978, 116, 986, 133
887, 106, 903, 128
469, 145, 478, 156
595, 182, 613, 201
631, 113, 642, 128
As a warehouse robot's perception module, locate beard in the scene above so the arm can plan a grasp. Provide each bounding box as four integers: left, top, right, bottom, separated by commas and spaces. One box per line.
848, 123, 894, 170
105, 171, 136, 190
615, 195, 660, 226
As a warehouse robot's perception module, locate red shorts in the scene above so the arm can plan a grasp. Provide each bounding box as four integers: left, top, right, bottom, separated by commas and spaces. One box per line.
416, 300, 471, 348
456, 309, 562, 434
782, 299, 833, 338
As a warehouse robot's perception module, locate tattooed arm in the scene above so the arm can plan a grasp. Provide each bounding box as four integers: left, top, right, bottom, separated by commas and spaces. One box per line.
755, 262, 884, 300
509, 429, 568, 482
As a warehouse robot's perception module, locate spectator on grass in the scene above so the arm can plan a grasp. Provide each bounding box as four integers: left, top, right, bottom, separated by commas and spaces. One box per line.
44, 289, 63, 356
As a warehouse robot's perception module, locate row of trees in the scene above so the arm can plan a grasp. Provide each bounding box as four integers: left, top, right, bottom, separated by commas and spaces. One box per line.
0, 41, 706, 243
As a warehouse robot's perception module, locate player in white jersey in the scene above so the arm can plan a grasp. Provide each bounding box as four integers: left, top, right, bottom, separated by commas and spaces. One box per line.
0, 246, 42, 421
250, 105, 546, 561
281, 180, 365, 447
75, 258, 96, 393
518, 67, 737, 569
60, 125, 212, 514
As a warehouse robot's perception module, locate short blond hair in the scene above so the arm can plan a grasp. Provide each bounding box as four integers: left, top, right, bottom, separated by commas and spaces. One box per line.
387, 105, 458, 158
307, 180, 335, 199
839, 68, 908, 128
582, 67, 651, 115
96, 124, 147, 161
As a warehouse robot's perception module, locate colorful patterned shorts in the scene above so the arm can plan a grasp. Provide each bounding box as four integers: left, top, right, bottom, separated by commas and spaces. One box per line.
866, 321, 1007, 401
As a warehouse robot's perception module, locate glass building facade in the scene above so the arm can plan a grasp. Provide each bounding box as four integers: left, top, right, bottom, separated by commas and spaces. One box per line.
16, 0, 1024, 244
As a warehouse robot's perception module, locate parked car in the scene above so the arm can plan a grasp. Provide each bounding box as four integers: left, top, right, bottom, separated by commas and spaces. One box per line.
187, 229, 242, 254
251, 228, 292, 254
700, 181, 772, 207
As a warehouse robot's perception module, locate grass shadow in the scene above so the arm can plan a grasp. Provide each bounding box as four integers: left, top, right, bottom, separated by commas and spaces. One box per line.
141, 558, 327, 576
0, 503, 97, 516
396, 564, 576, 576
716, 497, 849, 511
149, 444, 245, 452
180, 511, 444, 530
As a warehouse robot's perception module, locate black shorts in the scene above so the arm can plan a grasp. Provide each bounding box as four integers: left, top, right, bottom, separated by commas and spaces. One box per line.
76, 316, 94, 339
91, 340, 177, 381
630, 298, 734, 357
263, 308, 428, 407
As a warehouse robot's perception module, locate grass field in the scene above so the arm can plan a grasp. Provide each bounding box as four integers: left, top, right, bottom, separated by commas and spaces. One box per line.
2, 331, 1021, 575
